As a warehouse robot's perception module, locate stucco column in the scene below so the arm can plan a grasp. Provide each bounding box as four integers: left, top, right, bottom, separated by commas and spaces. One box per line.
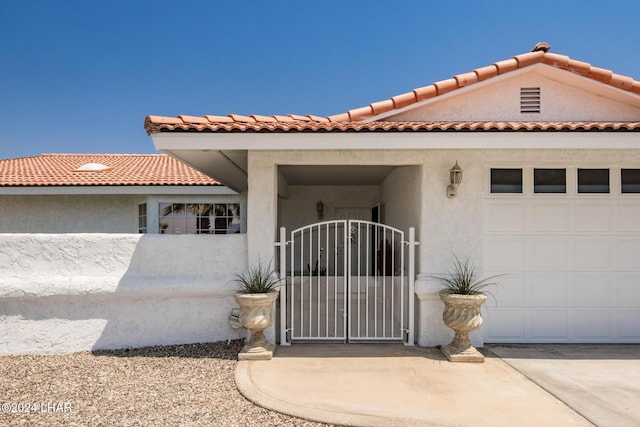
246, 151, 279, 343
415, 152, 485, 348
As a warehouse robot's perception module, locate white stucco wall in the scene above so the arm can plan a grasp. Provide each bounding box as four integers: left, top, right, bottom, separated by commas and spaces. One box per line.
248, 146, 639, 347
0, 195, 144, 233
0, 233, 248, 354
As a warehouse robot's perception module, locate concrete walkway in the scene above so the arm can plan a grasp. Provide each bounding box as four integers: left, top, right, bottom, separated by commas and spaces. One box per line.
234, 344, 640, 426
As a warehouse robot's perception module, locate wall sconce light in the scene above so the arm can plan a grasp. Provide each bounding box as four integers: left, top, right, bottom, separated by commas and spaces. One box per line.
316, 200, 324, 220
447, 161, 463, 198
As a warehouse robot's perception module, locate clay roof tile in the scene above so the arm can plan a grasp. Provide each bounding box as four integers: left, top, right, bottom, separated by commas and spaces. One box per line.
228, 114, 256, 123
177, 115, 209, 124
413, 85, 438, 101
474, 64, 499, 81
453, 72, 478, 88
391, 91, 417, 109
348, 106, 374, 121
204, 115, 234, 123
250, 114, 277, 122
370, 99, 396, 115
494, 58, 519, 74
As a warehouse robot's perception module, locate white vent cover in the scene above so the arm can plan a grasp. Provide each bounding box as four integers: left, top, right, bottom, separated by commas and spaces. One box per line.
520, 87, 541, 114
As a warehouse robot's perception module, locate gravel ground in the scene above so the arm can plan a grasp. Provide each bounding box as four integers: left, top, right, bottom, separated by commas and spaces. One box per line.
0, 340, 333, 427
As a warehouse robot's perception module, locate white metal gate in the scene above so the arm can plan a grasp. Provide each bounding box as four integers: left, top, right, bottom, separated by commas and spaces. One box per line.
276, 220, 417, 345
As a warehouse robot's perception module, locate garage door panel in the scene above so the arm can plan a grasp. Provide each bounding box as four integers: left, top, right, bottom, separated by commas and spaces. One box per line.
485, 202, 526, 232
485, 237, 525, 270
575, 201, 614, 232
574, 238, 614, 270
618, 240, 640, 269
616, 273, 640, 306
528, 202, 571, 232
491, 274, 525, 306
531, 310, 569, 340
617, 311, 640, 339
572, 272, 613, 306
619, 202, 640, 231
530, 273, 569, 306
574, 311, 613, 339
485, 310, 525, 341
528, 238, 569, 270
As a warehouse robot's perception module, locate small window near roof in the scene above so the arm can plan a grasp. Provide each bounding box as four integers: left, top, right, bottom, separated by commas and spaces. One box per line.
521, 87, 540, 114
621, 169, 640, 193
491, 168, 523, 193
578, 169, 609, 193
534, 169, 566, 193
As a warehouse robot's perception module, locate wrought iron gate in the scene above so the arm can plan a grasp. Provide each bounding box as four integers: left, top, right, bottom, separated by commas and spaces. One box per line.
276, 220, 417, 345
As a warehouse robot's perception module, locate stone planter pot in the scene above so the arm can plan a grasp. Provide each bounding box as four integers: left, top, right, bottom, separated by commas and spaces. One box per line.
234, 291, 279, 361
439, 291, 487, 363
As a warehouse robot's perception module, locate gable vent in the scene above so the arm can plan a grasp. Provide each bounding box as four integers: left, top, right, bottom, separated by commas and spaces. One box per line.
520, 87, 541, 114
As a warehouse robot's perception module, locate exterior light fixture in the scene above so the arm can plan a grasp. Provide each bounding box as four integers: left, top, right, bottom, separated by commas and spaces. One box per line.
316, 200, 324, 220
447, 161, 463, 198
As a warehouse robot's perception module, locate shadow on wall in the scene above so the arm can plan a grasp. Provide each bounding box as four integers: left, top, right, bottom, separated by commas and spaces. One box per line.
0, 234, 248, 355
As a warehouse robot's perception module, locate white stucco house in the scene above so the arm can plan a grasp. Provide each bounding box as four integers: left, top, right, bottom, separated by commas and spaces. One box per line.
2, 43, 639, 355
145, 43, 640, 346
0, 153, 239, 233
0, 154, 248, 354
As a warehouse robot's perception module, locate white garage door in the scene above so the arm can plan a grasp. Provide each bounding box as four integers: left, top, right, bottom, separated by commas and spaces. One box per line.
483, 168, 640, 343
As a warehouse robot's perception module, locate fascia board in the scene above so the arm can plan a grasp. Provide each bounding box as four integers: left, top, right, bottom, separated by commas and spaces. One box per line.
0, 185, 237, 196
153, 131, 640, 151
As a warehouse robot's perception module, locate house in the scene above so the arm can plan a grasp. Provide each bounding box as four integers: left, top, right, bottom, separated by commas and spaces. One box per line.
145, 42, 640, 346
0, 153, 240, 233
0, 154, 247, 354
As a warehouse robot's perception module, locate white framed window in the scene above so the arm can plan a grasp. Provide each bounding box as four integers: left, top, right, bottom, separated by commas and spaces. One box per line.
534, 168, 566, 194
577, 169, 610, 194
159, 203, 241, 234
621, 169, 640, 194
490, 168, 523, 194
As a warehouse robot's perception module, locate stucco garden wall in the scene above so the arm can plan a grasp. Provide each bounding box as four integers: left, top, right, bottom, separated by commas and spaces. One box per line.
0, 195, 144, 233
0, 233, 248, 355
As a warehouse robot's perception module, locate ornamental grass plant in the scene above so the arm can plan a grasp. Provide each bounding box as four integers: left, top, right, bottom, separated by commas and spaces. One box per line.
431, 254, 504, 295
234, 262, 280, 294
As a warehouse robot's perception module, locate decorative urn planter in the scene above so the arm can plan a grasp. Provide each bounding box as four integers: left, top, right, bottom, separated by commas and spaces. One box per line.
234, 291, 279, 361
439, 291, 487, 363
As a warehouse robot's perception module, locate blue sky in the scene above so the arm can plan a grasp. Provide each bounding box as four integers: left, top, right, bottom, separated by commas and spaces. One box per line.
1, 1, 639, 159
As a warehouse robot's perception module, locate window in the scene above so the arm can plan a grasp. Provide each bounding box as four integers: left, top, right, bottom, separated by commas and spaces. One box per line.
520, 87, 540, 114
138, 204, 147, 234
159, 203, 241, 234
491, 169, 523, 193
534, 169, 566, 193
578, 169, 609, 193
622, 169, 640, 193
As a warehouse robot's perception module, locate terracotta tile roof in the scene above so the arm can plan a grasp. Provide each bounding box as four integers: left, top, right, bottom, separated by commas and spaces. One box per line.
0, 154, 220, 187
145, 44, 640, 134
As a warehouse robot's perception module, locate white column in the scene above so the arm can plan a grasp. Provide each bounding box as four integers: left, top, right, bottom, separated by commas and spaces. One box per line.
246, 151, 279, 343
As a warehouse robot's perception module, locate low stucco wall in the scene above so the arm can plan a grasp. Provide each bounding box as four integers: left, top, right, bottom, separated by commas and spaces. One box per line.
0, 233, 248, 355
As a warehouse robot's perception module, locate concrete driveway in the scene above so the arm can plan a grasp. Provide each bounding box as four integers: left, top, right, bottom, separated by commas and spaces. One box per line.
487, 344, 640, 427
235, 343, 640, 426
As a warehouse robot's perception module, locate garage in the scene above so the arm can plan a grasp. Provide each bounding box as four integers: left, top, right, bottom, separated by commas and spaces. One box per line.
483, 166, 640, 342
